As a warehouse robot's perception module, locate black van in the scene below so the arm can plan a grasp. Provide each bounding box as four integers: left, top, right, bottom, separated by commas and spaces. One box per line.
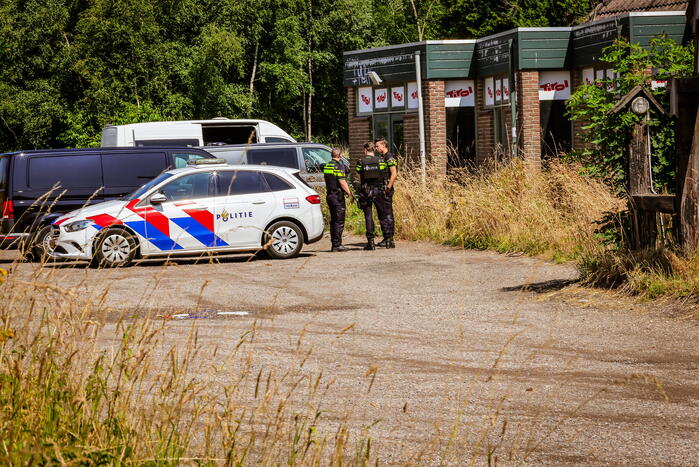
0, 147, 214, 259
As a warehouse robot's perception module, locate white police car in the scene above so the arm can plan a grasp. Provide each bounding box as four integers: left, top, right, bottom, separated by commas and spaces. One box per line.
51, 159, 324, 266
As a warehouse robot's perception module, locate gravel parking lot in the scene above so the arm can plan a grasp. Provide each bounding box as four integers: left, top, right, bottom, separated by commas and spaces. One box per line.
2, 235, 698, 464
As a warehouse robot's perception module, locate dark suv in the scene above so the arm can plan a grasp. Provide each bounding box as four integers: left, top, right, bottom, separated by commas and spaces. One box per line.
0, 147, 213, 259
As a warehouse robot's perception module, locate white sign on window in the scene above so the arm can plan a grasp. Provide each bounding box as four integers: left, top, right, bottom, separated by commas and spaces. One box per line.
358, 87, 372, 113
495, 79, 502, 102
444, 80, 475, 107
374, 88, 388, 109
595, 69, 604, 82
539, 71, 571, 100
582, 67, 594, 85
503, 78, 510, 102
485, 77, 495, 106
391, 86, 405, 107
407, 82, 419, 109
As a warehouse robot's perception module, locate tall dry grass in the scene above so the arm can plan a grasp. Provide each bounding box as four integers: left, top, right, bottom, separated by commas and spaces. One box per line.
359, 160, 622, 262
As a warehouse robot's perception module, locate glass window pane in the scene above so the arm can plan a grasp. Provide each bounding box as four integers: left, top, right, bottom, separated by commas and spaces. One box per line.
102, 152, 167, 188
247, 148, 299, 169
28, 154, 102, 189
217, 171, 269, 196
160, 173, 211, 201
302, 148, 332, 173
262, 172, 293, 191
173, 152, 207, 169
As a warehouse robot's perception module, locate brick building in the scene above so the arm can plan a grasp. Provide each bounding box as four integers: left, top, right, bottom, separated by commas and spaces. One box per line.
343, 9, 687, 173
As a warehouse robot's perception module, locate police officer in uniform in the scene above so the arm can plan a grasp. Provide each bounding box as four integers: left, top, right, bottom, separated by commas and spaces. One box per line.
374, 138, 397, 248
323, 148, 352, 252
355, 141, 391, 250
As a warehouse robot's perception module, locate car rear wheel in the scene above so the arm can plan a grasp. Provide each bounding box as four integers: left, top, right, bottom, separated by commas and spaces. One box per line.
92, 228, 137, 267
263, 221, 303, 259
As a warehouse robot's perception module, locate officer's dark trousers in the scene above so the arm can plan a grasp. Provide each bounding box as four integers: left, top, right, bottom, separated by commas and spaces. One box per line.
382, 186, 395, 235
359, 185, 393, 240
326, 190, 346, 248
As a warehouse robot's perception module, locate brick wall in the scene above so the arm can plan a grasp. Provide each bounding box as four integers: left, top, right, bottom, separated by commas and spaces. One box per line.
346, 87, 372, 169
516, 70, 541, 170
403, 113, 419, 166
476, 77, 494, 165
423, 80, 447, 174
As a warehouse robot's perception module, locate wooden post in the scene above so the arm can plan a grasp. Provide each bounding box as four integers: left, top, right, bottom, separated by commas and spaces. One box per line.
680, 111, 699, 251
628, 119, 657, 249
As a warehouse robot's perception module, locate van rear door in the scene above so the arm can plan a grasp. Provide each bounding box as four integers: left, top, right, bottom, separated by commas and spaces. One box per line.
0, 155, 10, 235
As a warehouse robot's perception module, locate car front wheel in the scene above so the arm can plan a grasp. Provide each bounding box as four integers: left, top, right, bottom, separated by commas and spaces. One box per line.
92, 228, 137, 267
24, 225, 58, 262
264, 221, 303, 259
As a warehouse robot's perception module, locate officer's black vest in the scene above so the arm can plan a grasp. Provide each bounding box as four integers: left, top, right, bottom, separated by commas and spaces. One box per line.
359, 155, 383, 184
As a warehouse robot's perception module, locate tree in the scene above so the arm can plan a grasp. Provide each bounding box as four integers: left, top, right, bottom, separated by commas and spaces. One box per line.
566, 36, 694, 191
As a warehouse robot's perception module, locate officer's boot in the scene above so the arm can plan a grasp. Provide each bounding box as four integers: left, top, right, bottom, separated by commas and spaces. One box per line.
363, 238, 376, 250
376, 238, 388, 248
385, 237, 395, 249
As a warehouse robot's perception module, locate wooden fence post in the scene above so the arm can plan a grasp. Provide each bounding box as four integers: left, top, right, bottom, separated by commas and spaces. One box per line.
628, 119, 657, 249
680, 110, 699, 251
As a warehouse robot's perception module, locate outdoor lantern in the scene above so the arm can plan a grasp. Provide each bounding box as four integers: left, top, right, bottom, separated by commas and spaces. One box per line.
631, 96, 650, 115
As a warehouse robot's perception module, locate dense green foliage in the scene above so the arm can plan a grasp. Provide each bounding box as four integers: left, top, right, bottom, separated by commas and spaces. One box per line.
0, 0, 594, 152
566, 37, 694, 192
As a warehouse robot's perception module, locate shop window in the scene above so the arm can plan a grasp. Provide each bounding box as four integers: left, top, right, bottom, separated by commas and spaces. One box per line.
446, 108, 476, 168
540, 101, 572, 158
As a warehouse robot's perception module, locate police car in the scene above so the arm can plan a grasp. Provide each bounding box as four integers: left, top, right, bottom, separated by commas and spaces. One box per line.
51, 159, 324, 266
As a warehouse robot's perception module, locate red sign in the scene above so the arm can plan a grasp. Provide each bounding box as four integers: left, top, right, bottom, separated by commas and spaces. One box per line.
539, 80, 569, 92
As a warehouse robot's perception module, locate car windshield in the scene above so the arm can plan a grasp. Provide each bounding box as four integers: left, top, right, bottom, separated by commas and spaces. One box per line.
127, 172, 174, 200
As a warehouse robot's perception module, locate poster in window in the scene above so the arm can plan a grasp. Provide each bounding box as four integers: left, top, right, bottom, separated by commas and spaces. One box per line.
407, 82, 419, 109
495, 79, 502, 103
595, 69, 604, 82
391, 86, 405, 108
538, 71, 571, 101
485, 77, 495, 106
582, 67, 594, 85
503, 78, 510, 102
374, 88, 388, 109
358, 87, 372, 113
444, 80, 475, 107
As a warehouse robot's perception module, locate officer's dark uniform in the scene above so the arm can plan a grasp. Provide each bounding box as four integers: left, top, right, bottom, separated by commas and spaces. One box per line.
356, 154, 392, 249
323, 159, 347, 250
379, 152, 398, 247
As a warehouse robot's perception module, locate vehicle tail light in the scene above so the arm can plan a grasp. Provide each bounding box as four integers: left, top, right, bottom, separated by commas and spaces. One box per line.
305, 195, 321, 205
1, 201, 13, 220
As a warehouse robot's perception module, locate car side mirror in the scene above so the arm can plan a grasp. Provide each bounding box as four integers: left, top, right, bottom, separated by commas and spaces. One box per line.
150, 192, 167, 204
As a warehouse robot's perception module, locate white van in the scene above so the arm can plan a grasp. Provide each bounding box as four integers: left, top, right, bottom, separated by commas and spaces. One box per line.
101, 118, 296, 147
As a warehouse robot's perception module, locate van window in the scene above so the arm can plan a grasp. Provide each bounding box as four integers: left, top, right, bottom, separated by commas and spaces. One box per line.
28, 154, 102, 191
172, 152, 208, 168
202, 126, 257, 145
135, 139, 199, 147
266, 136, 294, 143
216, 171, 268, 196
302, 147, 332, 173
102, 151, 167, 188
247, 148, 298, 169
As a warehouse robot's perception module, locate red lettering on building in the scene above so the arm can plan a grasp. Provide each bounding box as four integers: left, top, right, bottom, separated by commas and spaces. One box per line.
539, 80, 569, 92
393, 91, 403, 102
376, 93, 386, 103
361, 95, 370, 105
445, 86, 473, 98
410, 90, 418, 99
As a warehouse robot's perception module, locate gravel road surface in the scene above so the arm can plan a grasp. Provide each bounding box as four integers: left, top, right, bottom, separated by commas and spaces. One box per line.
2, 235, 698, 464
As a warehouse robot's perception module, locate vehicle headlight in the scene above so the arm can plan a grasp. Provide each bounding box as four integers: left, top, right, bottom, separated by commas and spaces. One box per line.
64, 220, 92, 232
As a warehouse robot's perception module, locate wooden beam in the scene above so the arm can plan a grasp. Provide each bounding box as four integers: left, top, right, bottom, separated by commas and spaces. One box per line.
630, 194, 676, 213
